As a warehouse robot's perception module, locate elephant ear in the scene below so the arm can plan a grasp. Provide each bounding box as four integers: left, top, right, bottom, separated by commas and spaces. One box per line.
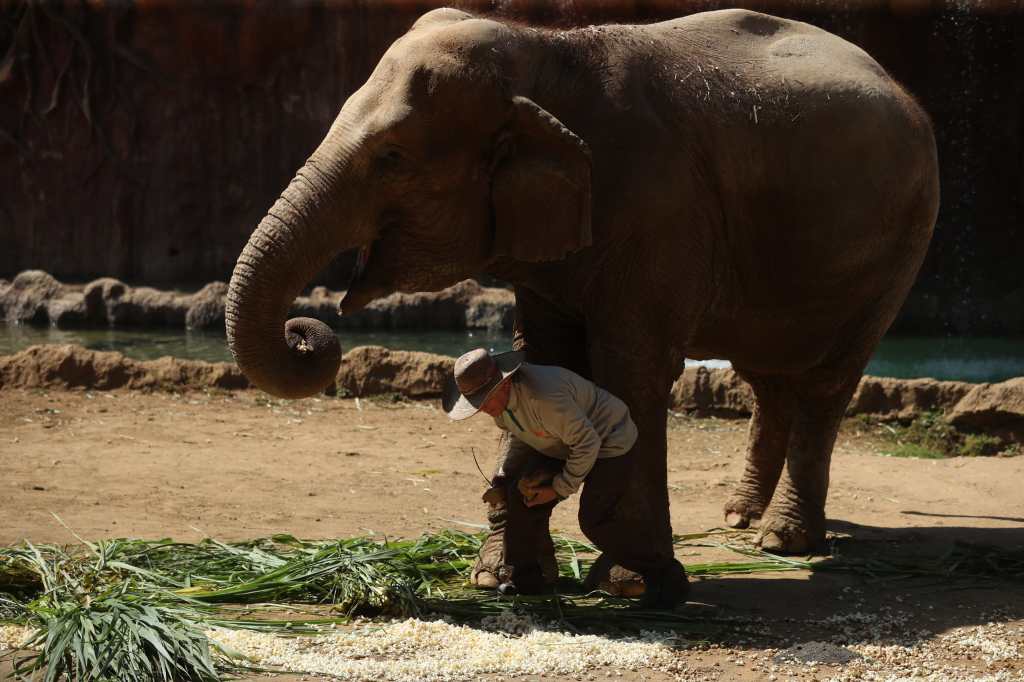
490, 96, 592, 262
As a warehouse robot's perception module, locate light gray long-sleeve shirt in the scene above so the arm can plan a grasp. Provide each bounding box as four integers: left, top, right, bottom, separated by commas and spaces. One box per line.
492, 363, 638, 499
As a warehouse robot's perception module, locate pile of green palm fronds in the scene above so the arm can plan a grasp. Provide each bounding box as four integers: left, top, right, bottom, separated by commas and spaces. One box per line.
0, 528, 800, 680
3, 528, 1022, 681
1, 541, 224, 681
176, 531, 488, 617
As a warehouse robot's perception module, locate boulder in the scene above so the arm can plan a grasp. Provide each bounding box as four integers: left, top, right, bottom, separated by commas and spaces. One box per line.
46, 292, 90, 327
0, 344, 133, 389
82, 277, 194, 326
139, 355, 250, 390
0, 270, 63, 323
464, 286, 515, 329
947, 377, 1024, 441
336, 345, 453, 399
847, 376, 973, 421
0, 344, 248, 391
83, 277, 130, 324
670, 367, 754, 416
185, 281, 228, 330
107, 286, 191, 326
291, 286, 343, 322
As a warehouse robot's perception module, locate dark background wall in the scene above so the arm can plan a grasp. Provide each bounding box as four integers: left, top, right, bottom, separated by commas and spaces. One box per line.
1, 0, 1021, 334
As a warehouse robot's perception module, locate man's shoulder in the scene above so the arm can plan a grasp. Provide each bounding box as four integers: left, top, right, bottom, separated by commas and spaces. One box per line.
521, 362, 574, 381
520, 363, 588, 395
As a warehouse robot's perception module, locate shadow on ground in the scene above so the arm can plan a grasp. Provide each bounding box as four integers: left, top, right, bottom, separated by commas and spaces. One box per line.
690, 520, 1023, 648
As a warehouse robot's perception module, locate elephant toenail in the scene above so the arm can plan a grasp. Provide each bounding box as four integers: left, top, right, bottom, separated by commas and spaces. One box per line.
758, 531, 786, 552
725, 511, 749, 528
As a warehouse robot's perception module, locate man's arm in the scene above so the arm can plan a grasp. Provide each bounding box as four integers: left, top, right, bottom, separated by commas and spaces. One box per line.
544, 395, 603, 499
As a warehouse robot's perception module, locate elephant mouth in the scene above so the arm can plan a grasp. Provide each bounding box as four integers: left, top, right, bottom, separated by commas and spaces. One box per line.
353, 243, 371, 282
338, 242, 380, 314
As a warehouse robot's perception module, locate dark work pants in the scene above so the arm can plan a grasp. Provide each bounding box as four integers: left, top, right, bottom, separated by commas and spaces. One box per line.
504, 452, 670, 580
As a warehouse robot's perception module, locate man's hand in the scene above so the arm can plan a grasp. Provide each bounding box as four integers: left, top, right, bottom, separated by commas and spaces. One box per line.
523, 485, 559, 507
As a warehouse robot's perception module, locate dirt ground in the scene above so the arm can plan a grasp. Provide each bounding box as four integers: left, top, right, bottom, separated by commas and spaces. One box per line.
2, 387, 1023, 681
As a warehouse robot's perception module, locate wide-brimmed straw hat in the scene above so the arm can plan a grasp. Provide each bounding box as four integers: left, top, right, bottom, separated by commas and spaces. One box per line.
442, 348, 525, 420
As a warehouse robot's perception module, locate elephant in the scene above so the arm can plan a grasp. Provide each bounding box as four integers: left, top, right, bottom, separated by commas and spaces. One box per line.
226, 6, 939, 583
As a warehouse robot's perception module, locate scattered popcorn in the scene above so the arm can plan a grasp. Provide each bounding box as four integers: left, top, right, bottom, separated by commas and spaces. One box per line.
3, 608, 1021, 682
819, 619, 1024, 682
0, 624, 31, 650
208, 617, 684, 682
939, 623, 1022, 664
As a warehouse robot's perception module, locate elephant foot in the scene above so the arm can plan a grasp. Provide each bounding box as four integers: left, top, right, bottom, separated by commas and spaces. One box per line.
583, 553, 646, 597
472, 557, 558, 589
723, 496, 766, 530
471, 529, 506, 590
600, 575, 646, 598
755, 512, 825, 554
471, 527, 559, 589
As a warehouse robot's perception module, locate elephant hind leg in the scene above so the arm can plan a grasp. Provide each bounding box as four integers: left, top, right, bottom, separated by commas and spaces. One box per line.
754, 291, 902, 553
755, 366, 863, 554
724, 371, 796, 529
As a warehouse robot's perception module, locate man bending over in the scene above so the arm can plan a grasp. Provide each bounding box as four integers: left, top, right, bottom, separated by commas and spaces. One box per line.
442, 348, 689, 609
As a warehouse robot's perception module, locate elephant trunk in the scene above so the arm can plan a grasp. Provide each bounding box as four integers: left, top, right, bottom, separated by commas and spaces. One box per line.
226, 159, 356, 399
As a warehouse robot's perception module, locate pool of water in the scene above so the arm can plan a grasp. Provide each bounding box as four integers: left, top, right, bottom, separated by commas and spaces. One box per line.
0, 326, 514, 364
862, 336, 1024, 383
2, 325, 1021, 383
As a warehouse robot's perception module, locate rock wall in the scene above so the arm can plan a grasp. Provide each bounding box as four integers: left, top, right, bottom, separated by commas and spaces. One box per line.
0, 270, 514, 330
947, 378, 1024, 443
1, 2, 1022, 334
0, 343, 249, 391
663, 364, 991, 421
0, 270, 225, 329
3, 343, 1021, 441
335, 345, 454, 400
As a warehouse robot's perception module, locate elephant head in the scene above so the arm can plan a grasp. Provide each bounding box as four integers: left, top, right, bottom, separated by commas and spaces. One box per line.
227, 9, 592, 398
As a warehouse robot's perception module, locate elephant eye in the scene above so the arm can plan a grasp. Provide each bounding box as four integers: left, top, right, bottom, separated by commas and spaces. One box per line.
374, 147, 408, 173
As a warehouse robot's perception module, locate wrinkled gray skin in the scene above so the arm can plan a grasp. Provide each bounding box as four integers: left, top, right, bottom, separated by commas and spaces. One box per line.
226, 8, 939, 568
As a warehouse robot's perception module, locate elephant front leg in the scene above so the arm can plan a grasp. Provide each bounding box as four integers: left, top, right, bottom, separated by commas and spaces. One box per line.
472, 495, 559, 588
580, 406, 674, 595
724, 372, 794, 529
471, 433, 559, 589
471, 502, 507, 589
583, 342, 680, 598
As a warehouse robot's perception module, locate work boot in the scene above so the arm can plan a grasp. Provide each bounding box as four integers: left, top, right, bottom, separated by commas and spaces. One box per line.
497, 563, 547, 596
639, 559, 689, 609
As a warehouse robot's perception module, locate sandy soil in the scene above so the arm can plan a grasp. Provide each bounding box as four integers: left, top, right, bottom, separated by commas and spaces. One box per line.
2, 387, 1023, 681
